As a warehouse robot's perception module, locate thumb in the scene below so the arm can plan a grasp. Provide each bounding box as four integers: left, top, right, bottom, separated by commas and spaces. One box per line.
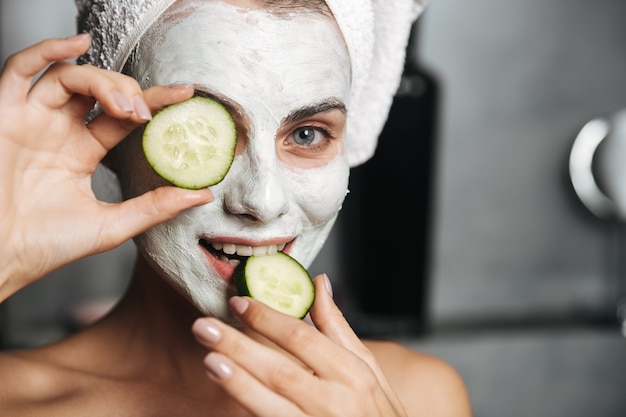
98, 186, 213, 251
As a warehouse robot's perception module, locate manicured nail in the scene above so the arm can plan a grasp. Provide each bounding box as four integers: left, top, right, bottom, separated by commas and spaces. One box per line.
229, 296, 249, 315
303, 313, 315, 327
323, 273, 333, 298
168, 83, 194, 90
204, 352, 233, 381
65, 33, 91, 41
133, 97, 152, 121
193, 319, 221, 344
194, 188, 214, 203
113, 91, 133, 113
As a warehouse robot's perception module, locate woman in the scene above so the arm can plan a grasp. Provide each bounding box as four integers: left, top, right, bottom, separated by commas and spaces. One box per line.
0, 0, 472, 415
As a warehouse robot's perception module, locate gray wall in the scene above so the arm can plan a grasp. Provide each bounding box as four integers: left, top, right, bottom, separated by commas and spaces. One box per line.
412, 1, 626, 415
420, 0, 626, 326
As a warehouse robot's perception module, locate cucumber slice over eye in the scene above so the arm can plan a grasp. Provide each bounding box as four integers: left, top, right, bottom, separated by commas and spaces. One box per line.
142, 96, 237, 189
234, 252, 315, 319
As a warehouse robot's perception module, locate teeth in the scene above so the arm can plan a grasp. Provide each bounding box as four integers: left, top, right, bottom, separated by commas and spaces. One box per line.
211, 242, 285, 257
222, 243, 236, 255
218, 254, 241, 267
238, 246, 253, 257
253, 246, 267, 256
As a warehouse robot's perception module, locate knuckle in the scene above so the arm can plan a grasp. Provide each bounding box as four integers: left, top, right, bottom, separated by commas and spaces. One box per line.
267, 361, 302, 393
284, 322, 317, 348
3, 53, 20, 71
241, 299, 267, 324
148, 187, 168, 213
109, 71, 142, 91
348, 358, 379, 393
43, 62, 66, 77
355, 345, 377, 365
221, 329, 247, 358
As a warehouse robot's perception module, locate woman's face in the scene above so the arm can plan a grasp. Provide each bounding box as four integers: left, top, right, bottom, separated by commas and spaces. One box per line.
115, 0, 351, 318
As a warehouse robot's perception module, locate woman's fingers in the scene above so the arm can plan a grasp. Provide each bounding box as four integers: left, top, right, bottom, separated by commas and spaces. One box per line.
309, 274, 406, 410
95, 185, 213, 252
0, 35, 91, 102
28, 61, 147, 120
192, 316, 321, 401
203, 352, 305, 417
308, 275, 375, 361
221, 294, 369, 384
86, 84, 194, 152
193, 294, 403, 417
192, 276, 409, 417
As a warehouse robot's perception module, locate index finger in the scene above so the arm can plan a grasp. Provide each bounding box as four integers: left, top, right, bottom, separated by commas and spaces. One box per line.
228, 295, 365, 383
86, 83, 194, 153
0, 34, 91, 103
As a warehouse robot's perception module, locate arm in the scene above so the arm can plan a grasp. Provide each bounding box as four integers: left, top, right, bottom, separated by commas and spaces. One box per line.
0, 35, 213, 301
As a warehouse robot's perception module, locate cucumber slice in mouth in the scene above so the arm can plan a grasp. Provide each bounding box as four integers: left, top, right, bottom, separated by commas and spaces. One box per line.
234, 252, 315, 319
142, 96, 237, 189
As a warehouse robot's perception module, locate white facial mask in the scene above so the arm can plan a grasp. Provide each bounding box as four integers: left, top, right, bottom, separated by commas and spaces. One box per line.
116, 0, 352, 319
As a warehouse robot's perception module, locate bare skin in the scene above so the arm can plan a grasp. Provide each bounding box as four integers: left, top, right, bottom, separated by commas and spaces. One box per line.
0, 256, 471, 417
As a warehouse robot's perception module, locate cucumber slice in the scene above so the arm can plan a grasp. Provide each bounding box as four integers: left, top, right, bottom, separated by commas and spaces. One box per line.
142, 96, 237, 189
234, 252, 315, 319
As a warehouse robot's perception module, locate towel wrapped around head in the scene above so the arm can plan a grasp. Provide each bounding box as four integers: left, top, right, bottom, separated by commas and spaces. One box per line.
76, 0, 426, 167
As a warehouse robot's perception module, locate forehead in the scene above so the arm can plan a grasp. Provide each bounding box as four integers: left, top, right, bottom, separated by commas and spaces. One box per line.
133, 1, 351, 113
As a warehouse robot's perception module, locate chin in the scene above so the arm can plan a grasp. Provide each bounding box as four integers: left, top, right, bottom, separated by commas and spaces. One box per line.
164, 261, 239, 321
136, 233, 235, 321
182, 279, 235, 320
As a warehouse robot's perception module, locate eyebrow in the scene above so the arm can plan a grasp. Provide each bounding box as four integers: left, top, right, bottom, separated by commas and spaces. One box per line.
282, 98, 347, 125
194, 89, 346, 125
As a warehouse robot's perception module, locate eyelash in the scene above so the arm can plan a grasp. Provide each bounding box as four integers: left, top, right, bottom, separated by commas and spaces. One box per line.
287, 125, 336, 153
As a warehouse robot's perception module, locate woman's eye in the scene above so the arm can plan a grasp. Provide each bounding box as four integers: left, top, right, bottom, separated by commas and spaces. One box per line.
291, 126, 326, 147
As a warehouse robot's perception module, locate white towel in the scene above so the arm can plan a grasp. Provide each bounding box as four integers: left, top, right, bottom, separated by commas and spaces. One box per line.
76, 0, 426, 166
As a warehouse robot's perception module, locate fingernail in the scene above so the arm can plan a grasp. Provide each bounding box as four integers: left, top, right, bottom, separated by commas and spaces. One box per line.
204, 352, 233, 381
229, 296, 249, 315
323, 273, 333, 298
198, 188, 214, 203
65, 33, 91, 41
193, 319, 221, 344
168, 83, 194, 90
303, 313, 315, 327
113, 91, 133, 113
134, 97, 152, 121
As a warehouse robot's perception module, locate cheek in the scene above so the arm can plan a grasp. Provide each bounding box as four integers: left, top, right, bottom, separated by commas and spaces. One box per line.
287, 156, 350, 223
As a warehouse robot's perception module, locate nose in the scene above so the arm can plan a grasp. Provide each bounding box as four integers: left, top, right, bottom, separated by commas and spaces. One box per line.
223, 156, 289, 223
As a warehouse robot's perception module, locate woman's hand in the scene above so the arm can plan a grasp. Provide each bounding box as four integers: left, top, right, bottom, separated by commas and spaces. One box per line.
0, 35, 213, 300
192, 274, 408, 417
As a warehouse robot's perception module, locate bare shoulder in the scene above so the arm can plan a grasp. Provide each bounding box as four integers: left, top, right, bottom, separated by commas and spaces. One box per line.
0, 347, 83, 414
363, 339, 473, 417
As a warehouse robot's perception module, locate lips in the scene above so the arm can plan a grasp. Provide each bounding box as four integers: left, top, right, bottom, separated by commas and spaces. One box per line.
199, 238, 292, 282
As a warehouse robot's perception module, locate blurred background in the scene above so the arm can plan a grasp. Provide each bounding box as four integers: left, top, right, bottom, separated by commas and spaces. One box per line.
2, 0, 626, 416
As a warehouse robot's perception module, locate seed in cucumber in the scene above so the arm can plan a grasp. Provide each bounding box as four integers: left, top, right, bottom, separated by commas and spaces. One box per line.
142, 96, 237, 189
234, 252, 315, 319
